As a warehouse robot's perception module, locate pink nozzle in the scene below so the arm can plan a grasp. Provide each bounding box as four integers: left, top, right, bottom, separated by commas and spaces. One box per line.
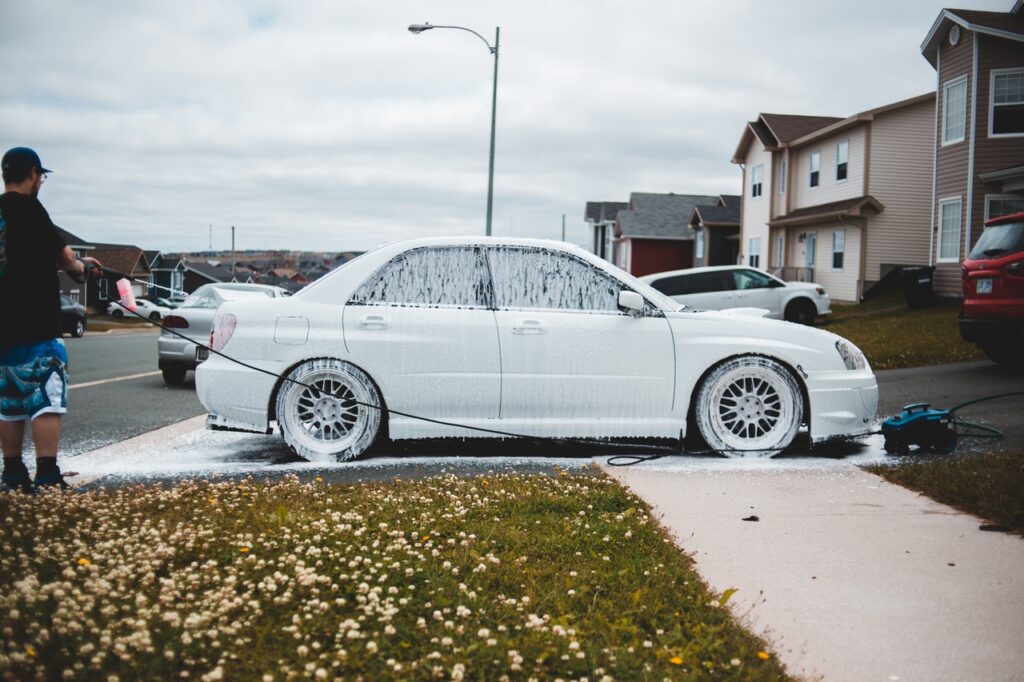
116, 278, 137, 312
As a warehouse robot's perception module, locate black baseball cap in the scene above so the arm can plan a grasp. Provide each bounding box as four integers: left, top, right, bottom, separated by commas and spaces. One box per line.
2, 147, 52, 175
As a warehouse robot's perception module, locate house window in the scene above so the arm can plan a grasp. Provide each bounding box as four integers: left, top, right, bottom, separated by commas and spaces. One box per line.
831, 230, 845, 271
942, 76, 967, 145
985, 195, 1024, 221
98, 278, 109, 300
991, 69, 1024, 137
779, 157, 787, 194
809, 151, 820, 188
751, 164, 763, 198
775, 235, 785, 268
748, 238, 761, 268
938, 197, 963, 262
695, 229, 705, 261
836, 141, 849, 182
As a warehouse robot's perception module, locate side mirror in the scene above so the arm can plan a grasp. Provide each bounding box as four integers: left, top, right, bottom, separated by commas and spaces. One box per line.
618, 290, 645, 315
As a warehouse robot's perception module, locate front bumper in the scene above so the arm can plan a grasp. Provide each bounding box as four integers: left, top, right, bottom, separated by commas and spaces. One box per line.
805, 369, 878, 443
958, 316, 1024, 346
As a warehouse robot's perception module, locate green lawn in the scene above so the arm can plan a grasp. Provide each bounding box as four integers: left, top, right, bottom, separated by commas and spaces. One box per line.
867, 450, 1024, 534
821, 291, 982, 370
0, 472, 790, 681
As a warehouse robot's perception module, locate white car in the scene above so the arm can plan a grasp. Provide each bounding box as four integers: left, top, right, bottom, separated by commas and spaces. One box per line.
640, 266, 831, 324
196, 238, 876, 461
106, 298, 171, 321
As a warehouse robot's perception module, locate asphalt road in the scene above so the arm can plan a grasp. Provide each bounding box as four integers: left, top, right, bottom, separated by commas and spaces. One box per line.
60, 330, 205, 455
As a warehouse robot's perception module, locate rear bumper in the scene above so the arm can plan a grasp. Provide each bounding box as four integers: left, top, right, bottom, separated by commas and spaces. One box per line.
805, 370, 878, 443
195, 353, 281, 433
958, 316, 1024, 346
157, 333, 203, 370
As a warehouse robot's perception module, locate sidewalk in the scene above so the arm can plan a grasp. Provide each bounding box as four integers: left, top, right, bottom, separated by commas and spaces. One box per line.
601, 458, 1024, 682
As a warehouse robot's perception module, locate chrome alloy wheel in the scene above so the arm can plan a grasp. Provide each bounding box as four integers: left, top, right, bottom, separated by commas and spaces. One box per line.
276, 359, 382, 462
695, 356, 803, 457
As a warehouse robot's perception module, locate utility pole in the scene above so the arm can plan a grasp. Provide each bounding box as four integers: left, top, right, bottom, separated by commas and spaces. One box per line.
209, 223, 212, 250
561, 214, 566, 242
231, 225, 236, 276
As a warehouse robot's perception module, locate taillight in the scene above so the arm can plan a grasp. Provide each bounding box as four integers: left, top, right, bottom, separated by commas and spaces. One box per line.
162, 315, 189, 329
211, 313, 237, 352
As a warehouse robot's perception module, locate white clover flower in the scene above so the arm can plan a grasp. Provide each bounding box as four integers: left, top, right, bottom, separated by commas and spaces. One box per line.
478, 628, 490, 638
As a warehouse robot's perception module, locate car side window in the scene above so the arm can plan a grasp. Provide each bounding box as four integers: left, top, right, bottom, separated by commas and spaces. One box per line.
488, 247, 622, 312
684, 271, 734, 293
649, 274, 693, 296
733, 269, 775, 290
350, 247, 491, 308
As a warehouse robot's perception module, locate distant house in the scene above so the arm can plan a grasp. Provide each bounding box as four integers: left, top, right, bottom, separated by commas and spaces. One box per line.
54, 226, 96, 304
584, 201, 628, 262
921, 1, 1024, 295
150, 253, 186, 299
689, 195, 741, 267
88, 244, 152, 311
732, 94, 936, 302
612, 192, 718, 276
181, 260, 239, 292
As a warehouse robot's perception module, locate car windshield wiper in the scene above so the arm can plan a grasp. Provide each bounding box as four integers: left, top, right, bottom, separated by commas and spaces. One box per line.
982, 248, 1009, 257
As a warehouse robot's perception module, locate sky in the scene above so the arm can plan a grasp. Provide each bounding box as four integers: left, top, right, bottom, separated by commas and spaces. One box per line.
0, 0, 1006, 253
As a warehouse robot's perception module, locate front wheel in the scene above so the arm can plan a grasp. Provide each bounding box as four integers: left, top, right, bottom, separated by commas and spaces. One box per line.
695, 356, 803, 457
112, 309, 124, 319
71, 319, 86, 338
276, 359, 383, 463
784, 298, 817, 325
162, 367, 187, 385
149, 312, 162, 321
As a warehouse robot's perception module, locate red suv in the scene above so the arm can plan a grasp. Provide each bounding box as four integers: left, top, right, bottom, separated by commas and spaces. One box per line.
959, 210, 1024, 367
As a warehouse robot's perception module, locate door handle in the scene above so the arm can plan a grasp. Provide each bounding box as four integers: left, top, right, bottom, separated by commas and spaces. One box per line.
511, 320, 544, 335
358, 314, 390, 330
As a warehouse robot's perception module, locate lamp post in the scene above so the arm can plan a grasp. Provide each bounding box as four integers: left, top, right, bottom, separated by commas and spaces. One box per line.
409, 22, 499, 236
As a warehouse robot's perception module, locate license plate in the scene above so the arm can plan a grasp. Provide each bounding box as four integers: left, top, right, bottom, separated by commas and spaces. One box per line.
196, 347, 210, 362
976, 278, 993, 294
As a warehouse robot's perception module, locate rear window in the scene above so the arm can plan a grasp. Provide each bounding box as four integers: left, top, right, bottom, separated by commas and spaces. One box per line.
180, 286, 276, 309
969, 221, 1024, 260
650, 271, 734, 296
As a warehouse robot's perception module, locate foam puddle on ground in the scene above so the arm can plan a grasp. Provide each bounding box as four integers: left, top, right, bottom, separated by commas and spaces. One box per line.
65, 416, 894, 485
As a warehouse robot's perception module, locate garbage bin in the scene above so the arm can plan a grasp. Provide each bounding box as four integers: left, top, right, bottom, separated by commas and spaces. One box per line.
901, 266, 935, 309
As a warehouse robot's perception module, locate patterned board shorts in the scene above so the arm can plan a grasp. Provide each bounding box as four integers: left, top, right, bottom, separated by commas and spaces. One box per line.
0, 338, 69, 422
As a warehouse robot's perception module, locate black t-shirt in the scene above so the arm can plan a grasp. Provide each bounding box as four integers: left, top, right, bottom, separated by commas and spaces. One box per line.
0, 192, 67, 346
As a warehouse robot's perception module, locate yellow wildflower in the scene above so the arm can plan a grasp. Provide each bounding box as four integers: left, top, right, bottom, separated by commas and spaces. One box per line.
25, 645, 36, 657
669, 656, 683, 665
757, 651, 770, 660
240, 547, 250, 553
77, 558, 91, 566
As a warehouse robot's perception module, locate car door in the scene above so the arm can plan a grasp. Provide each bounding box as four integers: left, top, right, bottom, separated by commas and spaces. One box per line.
731, 268, 783, 318
343, 246, 501, 422
487, 246, 675, 424
680, 271, 736, 311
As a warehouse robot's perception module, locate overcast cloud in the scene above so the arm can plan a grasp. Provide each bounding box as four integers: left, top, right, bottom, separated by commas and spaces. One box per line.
0, 0, 1002, 253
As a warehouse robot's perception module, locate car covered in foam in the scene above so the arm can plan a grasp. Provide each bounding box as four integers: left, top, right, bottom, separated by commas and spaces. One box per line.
196, 237, 877, 461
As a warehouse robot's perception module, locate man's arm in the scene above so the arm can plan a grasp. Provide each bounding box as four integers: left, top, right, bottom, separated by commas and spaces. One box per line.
57, 246, 100, 281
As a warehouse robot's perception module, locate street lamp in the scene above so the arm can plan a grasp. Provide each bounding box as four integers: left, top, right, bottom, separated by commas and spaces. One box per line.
408, 22, 500, 236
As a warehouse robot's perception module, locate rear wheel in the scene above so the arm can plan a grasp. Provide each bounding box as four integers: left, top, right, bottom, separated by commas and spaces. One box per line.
784, 298, 817, 325
149, 312, 162, 321
162, 367, 187, 385
71, 319, 85, 338
695, 356, 803, 457
112, 309, 124, 319
276, 359, 383, 462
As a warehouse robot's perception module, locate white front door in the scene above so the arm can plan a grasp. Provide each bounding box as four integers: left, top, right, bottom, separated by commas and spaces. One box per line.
487, 247, 676, 429
343, 246, 500, 422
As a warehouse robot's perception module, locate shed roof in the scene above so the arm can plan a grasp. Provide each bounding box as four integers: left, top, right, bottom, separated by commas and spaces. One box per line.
617, 193, 719, 239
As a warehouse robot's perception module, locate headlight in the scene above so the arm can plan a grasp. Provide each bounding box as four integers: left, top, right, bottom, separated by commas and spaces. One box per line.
835, 339, 867, 370
815, 287, 826, 296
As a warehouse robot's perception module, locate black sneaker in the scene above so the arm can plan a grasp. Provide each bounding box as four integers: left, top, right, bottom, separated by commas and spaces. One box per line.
1, 466, 34, 494
33, 467, 71, 491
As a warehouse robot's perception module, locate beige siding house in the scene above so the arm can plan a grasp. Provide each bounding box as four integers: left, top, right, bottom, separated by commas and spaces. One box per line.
732, 94, 936, 302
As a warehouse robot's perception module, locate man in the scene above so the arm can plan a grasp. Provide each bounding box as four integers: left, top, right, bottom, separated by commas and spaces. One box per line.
0, 147, 99, 491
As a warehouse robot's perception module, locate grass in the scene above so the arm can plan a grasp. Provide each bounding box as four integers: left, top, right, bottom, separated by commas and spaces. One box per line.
821, 290, 982, 369
866, 450, 1024, 534
84, 316, 157, 333
0, 471, 789, 681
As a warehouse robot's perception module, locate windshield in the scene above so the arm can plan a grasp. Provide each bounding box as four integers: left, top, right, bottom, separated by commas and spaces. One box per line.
180, 285, 276, 309
969, 221, 1024, 259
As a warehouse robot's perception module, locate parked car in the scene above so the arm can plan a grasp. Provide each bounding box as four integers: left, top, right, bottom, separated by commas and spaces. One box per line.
158, 283, 290, 385
156, 295, 187, 309
60, 295, 87, 338
106, 298, 171, 321
196, 238, 876, 462
959, 210, 1024, 367
639, 266, 831, 324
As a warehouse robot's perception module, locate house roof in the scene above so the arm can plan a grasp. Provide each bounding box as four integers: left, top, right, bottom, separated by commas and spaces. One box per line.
617, 192, 719, 239
768, 196, 885, 228
152, 253, 185, 270
732, 115, 840, 163
719, 195, 741, 210
921, 6, 1024, 67
54, 226, 92, 248
89, 245, 151, 276
690, 203, 740, 228
585, 201, 628, 223
184, 260, 235, 283
143, 250, 160, 266
979, 163, 1024, 182
787, 92, 935, 147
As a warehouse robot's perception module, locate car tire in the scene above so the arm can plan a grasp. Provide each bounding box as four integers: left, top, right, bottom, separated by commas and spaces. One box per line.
276, 359, 383, 463
112, 309, 124, 319
162, 367, 187, 385
980, 344, 1024, 369
784, 298, 817, 325
71, 319, 86, 338
149, 312, 161, 321
695, 356, 803, 457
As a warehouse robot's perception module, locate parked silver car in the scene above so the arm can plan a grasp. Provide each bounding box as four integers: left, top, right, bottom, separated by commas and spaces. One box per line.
157, 283, 289, 385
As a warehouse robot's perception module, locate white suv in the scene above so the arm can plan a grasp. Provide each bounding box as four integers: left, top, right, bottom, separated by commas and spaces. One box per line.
640, 266, 831, 324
